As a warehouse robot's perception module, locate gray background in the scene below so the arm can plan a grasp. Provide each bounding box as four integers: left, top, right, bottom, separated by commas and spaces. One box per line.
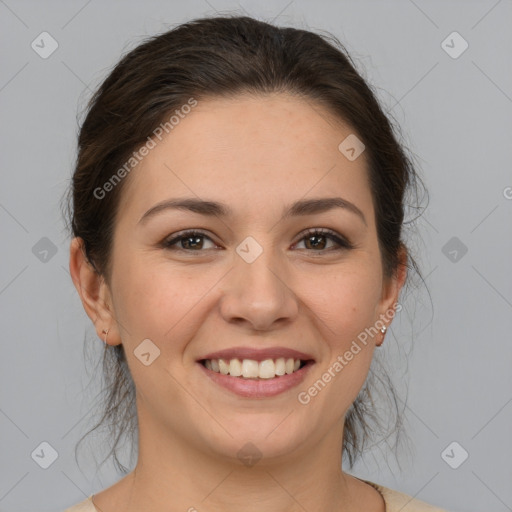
1, 1, 511, 511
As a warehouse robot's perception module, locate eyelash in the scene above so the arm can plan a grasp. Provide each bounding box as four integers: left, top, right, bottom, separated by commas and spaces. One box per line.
161, 228, 354, 254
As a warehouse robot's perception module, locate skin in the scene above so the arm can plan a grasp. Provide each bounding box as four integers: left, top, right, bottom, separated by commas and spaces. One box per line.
70, 93, 407, 512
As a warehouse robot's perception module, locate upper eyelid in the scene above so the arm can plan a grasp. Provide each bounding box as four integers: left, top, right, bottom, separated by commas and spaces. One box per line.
163, 229, 218, 244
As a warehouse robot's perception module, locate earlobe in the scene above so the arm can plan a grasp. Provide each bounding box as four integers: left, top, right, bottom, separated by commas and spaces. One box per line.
69, 237, 120, 345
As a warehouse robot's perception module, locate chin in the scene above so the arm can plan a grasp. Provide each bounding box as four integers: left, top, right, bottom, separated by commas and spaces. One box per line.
201, 414, 309, 465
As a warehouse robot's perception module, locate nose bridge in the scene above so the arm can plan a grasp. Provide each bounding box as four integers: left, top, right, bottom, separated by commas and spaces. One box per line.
220, 236, 298, 329
239, 247, 281, 293
236, 238, 285, 302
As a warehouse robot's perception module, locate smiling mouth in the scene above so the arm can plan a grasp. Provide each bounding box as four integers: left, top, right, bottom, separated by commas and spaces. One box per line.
200, 357, 311, 379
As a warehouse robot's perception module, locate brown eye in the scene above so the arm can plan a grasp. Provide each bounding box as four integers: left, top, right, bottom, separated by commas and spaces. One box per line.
162, 230, 217, 251
294, 229, 353, 252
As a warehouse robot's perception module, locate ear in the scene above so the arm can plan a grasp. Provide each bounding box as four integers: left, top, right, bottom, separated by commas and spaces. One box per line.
69, 237, 121, 346
375, 244, 408, 336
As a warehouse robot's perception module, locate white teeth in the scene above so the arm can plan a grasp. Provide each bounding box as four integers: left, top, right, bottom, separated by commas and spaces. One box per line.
218, 359, 229, 375
275, 357, 286, 375
229, 358, 242, 377
203, 357, 305, 378
259, 359, 275, 379
242, 359, 260, 378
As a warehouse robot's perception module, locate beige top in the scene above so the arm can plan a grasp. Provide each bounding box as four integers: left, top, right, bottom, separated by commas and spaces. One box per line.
63, 478, 449, 511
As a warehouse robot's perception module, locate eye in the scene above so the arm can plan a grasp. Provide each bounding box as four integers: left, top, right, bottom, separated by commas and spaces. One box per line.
293, 228, 354, 252
161, 228, 354, 253
161, 230, 218, 251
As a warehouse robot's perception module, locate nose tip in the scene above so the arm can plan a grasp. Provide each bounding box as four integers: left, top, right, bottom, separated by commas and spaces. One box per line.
219, 253, 299, 331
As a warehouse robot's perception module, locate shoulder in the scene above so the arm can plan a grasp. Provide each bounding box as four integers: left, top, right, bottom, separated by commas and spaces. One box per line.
359, 479, 451, 512
63, 496, 97, 512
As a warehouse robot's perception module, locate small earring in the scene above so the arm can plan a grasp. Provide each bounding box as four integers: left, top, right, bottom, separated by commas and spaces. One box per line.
101, 328, 110, 344
377, 325, 387, 347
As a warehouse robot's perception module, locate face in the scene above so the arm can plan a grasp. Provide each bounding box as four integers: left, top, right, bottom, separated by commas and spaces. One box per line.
74, 93, 405, 465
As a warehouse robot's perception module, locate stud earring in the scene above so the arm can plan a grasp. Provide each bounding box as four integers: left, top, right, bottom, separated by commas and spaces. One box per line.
377, 325, 387, 347
101, 328, 110, 344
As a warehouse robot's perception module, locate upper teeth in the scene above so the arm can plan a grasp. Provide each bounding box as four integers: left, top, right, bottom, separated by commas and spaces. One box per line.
204, 358, 301, 379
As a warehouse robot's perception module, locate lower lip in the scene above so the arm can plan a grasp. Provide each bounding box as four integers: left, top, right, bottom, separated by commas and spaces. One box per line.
197, 361, 314, 398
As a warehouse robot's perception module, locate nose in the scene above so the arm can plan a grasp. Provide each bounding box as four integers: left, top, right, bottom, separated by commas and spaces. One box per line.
219, 247, 299, 332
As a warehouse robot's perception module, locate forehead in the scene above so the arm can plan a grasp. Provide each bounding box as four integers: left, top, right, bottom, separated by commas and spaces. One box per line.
118, 93, 373, 224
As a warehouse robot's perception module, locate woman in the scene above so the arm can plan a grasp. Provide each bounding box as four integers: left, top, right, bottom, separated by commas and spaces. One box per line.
64, 15, 449, 512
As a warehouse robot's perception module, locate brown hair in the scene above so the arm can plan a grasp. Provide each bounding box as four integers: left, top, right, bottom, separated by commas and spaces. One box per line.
63, 15, 426, 473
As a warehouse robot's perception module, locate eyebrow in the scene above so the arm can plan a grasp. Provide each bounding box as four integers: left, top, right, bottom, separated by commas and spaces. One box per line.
138, 196, 367, 226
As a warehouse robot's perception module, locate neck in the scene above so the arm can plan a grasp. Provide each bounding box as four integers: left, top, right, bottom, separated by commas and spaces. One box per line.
120, 408, 361, 512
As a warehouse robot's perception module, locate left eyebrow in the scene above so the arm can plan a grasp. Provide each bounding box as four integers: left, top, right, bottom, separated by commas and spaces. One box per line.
282, 197, 367, 226
138, 196, 367, 227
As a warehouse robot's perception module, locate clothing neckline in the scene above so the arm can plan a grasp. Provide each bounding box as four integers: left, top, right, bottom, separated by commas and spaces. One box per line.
89, 478, 387, 511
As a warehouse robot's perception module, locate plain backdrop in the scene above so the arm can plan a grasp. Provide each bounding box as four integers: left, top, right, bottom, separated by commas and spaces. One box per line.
0, 1, 511, 511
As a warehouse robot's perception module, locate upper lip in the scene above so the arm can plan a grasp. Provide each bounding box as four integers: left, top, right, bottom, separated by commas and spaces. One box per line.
199, 347, 315, 362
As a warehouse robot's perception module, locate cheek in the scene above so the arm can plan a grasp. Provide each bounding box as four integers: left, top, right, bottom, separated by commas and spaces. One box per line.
111, 250, 192, 331
300, 270, 381, 419
109, 260, 195, 403
110, 253, 220, 379
309, 263, 382, 343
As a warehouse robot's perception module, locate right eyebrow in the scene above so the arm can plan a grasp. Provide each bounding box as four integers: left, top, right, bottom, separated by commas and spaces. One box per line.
138, 198, 231, 225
